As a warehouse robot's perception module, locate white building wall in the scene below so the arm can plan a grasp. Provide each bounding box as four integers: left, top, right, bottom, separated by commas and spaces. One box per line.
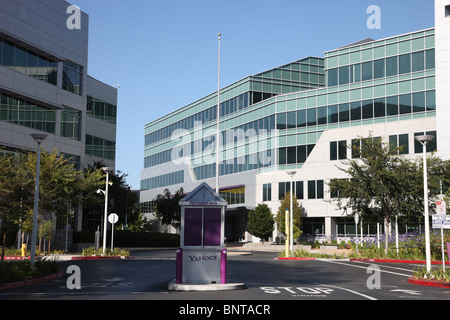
435, 0, 450, 159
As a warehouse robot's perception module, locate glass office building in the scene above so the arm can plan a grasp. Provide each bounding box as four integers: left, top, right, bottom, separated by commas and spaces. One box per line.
0, 1, 118, 235
141, 1, 450, 241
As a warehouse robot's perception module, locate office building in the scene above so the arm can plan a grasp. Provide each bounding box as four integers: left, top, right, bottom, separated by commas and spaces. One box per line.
141, 1, 450, 241
0, 0, 117, 233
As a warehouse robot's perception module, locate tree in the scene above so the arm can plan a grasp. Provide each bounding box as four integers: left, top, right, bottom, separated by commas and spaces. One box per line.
275, 192, 304, 241
154, 188, 185, 229
327, 134, 449, 254
82, 161, 142, 231
247, 204, 274, 243
0, 149, 105, 247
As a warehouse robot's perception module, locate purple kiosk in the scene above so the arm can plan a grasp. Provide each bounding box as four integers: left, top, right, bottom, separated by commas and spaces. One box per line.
176, 182, 228, 285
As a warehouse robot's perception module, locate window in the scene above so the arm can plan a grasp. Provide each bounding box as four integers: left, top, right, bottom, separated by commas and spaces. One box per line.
399, 94, 411, 114
374, 98, 385, 118
279, 147, 287, 165
0, 93, 56, 133
277, 112, 286, 130
331, 141, 347, 160
297, 110, 306, 127
353, 64, 361, 82
297, 145, 307, 163
327, 68, 338, 87
362, 100, 373, 119
330, 141, 337, 161
351, 101, 362, 120
2, 40, 15, 68
445, 5, 450, 17
339, 103, 349, 122
317, 107, 327, 125
287, 147, 296, 164
85, 134, 116, 160
61, 106, 81, 140
263, 183, 272, 201
339, 66, 349, 85
389, 134, 409, 154
386, 56, 398, 77
362, 61, 373, 81
387, 96, 399, 116
426, 90, 436, 111
426, 49, 435, 69
308, 181, 316, 199
374, 59, 385, 79
308, 180, 324, 199
307, 108, 317, 126
413, 92, 425, 113
287, 111, 296, 129
278, 182, 289, 200
399, 54, 411, 74
412, 51, 425, 72
295, 181, 304, 200
328, 105, 338, 123
352, 139, 361, 158
63, 61, 83, 95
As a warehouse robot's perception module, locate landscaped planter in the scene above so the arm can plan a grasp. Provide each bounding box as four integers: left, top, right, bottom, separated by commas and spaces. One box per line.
408, 277, 450, 289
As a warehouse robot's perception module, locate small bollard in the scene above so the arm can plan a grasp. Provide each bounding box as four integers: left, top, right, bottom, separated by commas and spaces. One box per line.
221, 248, 227, 284
21, 243, 27, 257
176, 248, 183, 284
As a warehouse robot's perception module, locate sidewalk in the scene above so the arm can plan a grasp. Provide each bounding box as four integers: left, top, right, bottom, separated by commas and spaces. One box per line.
226, 242, 352, 257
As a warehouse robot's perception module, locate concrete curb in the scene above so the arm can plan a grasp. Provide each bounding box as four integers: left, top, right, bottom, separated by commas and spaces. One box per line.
168, 279, 246, 292
350, 258, 450, 265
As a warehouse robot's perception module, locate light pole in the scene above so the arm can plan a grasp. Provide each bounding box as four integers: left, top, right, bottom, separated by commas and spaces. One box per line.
286, 171, 297, 253
30, 133, 47, 267
415, 134, 434, 273
215, 33, 221, 194
100, 167, 113, 255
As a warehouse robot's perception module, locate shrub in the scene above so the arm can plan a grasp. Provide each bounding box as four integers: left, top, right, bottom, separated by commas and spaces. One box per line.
0, 258, 59, 283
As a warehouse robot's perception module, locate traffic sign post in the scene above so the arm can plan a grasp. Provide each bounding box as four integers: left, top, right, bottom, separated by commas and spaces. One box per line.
436, 201, 447, 215
108, 213, 118, 251
432, 200, 449, 272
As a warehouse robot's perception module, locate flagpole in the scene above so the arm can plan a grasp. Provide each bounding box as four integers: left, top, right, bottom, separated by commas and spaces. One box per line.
215, 33, 221, 194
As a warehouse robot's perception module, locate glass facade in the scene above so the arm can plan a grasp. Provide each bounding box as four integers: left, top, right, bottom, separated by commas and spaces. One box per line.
63, 61, 83, 95
0, 93, 56, 133
61, 106, 81, 140
0, 37, 57, 85
85, 134, 116, 160
87, 96, 117, 124
140, 170, 184, 191
327, 49, 434, 87
141, 27, 437, 231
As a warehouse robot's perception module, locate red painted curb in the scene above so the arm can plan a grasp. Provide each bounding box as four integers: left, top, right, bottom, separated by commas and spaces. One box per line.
0, 271, 64, 290
350, 258, 450, 265
71, 256, 134, 260
408, 277, 450, 289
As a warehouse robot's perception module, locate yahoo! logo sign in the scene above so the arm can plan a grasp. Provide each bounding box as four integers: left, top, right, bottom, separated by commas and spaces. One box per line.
188, 255, 218, 262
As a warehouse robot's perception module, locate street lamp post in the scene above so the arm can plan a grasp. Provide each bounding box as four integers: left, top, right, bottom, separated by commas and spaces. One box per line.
286, 171, 297, 253
100, 167, 113, 255
30, 133, 47, 267
415, 134, 434, 273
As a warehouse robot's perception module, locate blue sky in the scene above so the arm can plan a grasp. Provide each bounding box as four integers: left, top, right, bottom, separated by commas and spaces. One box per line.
72, 0, 435, 190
